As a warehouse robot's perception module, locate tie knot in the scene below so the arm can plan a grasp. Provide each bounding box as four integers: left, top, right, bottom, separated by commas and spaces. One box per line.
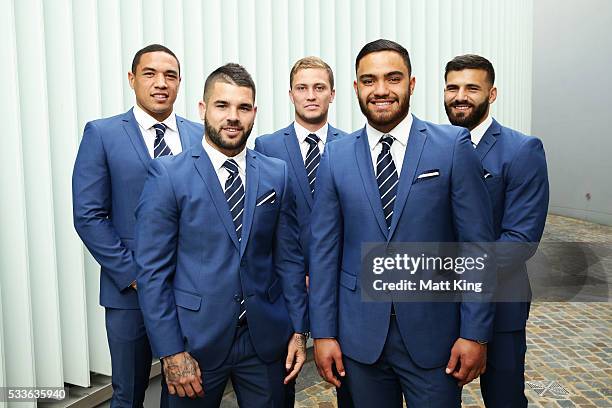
305, 133, 320, 146
380, 134, 394, 151
152, 123, 167, 134
223, 159, 239, 175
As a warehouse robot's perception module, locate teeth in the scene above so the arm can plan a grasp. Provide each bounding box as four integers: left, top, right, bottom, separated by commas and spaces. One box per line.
373, 101, 392, 105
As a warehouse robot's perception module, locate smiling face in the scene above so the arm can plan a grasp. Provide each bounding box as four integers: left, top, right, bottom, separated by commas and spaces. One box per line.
444, 68, 497, 130
199, 81, 257, 157
289, 68, 335, 130
128, 51, 180, 122
354, 50, 415, 134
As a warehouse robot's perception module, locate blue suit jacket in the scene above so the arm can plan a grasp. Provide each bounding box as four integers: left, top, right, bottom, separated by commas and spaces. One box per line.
134, 144, 309, 370
254, 123, 348, 272
478, 119, 549, 332
309, 116, 496, 368
72, 108, 203, 309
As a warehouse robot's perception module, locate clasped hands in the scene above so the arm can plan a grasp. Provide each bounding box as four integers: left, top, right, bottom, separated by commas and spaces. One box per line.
313, 337, 487, 388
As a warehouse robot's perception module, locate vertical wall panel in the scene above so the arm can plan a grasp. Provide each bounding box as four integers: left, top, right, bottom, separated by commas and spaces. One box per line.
182, 0, 205, 121
271, 0, 291, 127
1, 0, 534, 394
0, 0, 36, 404
72, 0, 111, 378
44, 0, 92, 388
255, 0, 275, 137
334, 0, 354, 132
13, 0, 65, 391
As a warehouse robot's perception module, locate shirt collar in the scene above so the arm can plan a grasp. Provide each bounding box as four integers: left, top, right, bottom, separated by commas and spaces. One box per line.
202, 137, 247, 175
469, 114, 493, 146
133, 104, 178, 132
294, 121, 329, 145
367, 112, 413, 151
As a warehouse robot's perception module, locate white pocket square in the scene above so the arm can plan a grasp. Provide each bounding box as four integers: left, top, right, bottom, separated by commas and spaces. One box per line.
417, 170, 440, 179
256, 190, 276, 206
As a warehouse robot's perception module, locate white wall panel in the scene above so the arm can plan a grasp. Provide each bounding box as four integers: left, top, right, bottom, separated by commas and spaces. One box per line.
13, 0, 64, 391
0, 0, 36, 405
1, 0, 533, 394
43, 0, 92, 388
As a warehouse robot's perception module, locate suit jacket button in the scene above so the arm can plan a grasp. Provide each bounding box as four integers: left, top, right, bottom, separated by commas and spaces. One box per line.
240, 260, 247, 267
234, 294, 241, 302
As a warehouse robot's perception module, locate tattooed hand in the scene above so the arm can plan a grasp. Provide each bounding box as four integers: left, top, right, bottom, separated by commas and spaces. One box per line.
284, 333, 307, 384
162, 351, 204, 398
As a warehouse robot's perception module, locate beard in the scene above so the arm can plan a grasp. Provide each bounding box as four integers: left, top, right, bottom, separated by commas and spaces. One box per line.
445, 99, 489, 130
205, 117, 253, 154
358, 91, 411, 130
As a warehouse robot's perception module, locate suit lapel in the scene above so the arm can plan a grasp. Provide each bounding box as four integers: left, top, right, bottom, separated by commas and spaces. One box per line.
388, 116, 427, 239
122, 108, 150, 169
327, 125, 341, 143
476, 119, 500, 161
239, 150, 259, 258
283, 125, 313, 209
176, 115, 191, 150
355, 127, 389, 237
192, 144, 240, 251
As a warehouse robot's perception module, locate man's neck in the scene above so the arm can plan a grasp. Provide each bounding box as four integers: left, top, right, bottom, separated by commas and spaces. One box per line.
295, 116, 327, 133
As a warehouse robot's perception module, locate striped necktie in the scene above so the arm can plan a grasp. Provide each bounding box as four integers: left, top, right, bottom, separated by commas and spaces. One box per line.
376, 134, 399, 229
304, 133, 321, 195
152, 123, 172, 158
223, 159, 245, 242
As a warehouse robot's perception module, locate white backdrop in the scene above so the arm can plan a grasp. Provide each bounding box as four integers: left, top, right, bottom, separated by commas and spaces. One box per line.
0, 0, 533, 405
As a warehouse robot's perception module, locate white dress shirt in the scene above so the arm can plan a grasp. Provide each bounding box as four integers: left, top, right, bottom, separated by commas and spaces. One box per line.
469, 114, 493, 147
294, 121, 328, 163
366, 113, 414, 176
133, 104, 182, 157
202, 138, 247, 190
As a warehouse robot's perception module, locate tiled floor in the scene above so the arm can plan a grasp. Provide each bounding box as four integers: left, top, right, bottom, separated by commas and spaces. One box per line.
219, 215, 612, 407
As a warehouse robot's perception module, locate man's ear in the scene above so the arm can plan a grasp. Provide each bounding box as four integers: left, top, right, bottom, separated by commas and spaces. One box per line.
198, 100, 206, 121
128, 71, 135, 89
409, 76, 416, 95
330, 88, 336, 104
288, 89, 296, 105
489, 86, 497, 104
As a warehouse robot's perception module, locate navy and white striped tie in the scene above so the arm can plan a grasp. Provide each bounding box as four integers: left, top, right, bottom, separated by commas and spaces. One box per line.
223, 159, 245, 242
304, 133, 321, 195
376, 134, 399, 230
152, 123, 172, 158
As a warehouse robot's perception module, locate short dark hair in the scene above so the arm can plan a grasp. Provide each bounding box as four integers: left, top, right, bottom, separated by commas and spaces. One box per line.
445, 54, 495, 85
131, 44, 180, 75
203, 63, 256, 102
355, 39, 412, 75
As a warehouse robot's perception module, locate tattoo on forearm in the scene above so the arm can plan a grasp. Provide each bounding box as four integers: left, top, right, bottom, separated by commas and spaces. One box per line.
295, 334, 306, 352
163, 353, 198, 382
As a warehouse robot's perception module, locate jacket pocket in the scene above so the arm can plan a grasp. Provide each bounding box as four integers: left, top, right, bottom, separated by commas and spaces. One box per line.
174, 288, 202, 311
339, 270, 357, 291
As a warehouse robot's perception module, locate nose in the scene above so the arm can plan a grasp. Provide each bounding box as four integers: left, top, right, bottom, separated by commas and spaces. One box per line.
373, 81, 389, 97
456, 87, 468, 101
306, 87, 316, 100
227, 106, 239, 121
154, 73, 167, 88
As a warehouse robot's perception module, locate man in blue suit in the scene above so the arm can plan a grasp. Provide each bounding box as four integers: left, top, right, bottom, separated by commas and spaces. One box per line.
72, 44, 203, 407
444, 54, 549, 408
135, 63, 309, 407
255, 56, 353, 408
309, 39, 496, 407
